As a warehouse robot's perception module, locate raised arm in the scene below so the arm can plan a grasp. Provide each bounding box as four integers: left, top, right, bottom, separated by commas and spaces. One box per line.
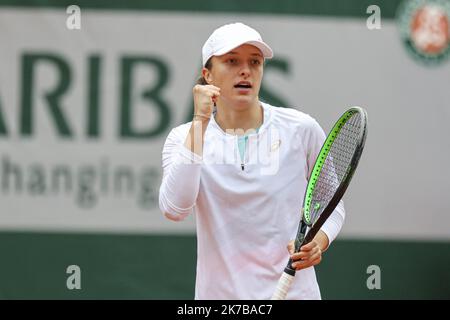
158, 84, 220, 221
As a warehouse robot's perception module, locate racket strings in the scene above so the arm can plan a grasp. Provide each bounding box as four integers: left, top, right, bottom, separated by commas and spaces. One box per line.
309, 113, 362, 222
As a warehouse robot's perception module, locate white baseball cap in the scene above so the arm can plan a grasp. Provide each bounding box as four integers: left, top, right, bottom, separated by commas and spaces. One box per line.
201, 22, 274, 66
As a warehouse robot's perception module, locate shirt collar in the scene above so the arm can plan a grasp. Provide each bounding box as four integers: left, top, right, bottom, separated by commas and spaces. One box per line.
208, 101, 272, 137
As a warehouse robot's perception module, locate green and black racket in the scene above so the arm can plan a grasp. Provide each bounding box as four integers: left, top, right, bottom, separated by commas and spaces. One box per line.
271, 106, 368, 300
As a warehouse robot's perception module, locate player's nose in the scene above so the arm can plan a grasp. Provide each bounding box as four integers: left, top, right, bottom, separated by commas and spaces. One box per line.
239, 63, 251, 77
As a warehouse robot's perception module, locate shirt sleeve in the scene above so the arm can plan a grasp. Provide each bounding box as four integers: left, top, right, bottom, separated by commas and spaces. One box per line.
158, 126, 203, 221
305, 117, 346, 249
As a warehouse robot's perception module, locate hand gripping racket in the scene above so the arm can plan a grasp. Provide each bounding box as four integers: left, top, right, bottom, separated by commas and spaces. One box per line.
271, 106, 368, 300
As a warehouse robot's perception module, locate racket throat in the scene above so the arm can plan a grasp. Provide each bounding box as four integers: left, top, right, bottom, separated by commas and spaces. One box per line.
294, 221, 308, 252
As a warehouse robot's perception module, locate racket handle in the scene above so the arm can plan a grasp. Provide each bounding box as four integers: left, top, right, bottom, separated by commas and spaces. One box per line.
271, 270, 295, 300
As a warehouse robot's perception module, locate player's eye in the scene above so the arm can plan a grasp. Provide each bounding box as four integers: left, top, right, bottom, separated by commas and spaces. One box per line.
251, 59, 262, 65
227, 58, 238, 64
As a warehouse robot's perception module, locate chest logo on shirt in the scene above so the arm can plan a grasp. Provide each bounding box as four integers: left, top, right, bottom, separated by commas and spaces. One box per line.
270, 139, 282, 152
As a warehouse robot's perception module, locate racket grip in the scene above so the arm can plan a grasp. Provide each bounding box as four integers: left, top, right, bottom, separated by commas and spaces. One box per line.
271, 270, 295, 300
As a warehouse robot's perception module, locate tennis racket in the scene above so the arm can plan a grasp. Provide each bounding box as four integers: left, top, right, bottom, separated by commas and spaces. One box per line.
271, 106, 368, 300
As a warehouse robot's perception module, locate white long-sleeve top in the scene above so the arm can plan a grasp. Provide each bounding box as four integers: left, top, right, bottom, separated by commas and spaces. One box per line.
159, 102, 345, 300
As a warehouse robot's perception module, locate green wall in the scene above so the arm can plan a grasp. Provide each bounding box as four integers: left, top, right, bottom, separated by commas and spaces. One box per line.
0, 232, 448, 299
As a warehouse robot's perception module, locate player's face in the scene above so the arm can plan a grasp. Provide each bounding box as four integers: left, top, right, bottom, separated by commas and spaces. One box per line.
204, 44, 264, 109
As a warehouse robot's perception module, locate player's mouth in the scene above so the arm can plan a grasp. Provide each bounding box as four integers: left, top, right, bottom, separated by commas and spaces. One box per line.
234, 81, 252, 94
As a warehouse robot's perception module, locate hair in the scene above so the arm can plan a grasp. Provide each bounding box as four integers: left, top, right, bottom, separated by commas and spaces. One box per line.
196, 58, 213, 85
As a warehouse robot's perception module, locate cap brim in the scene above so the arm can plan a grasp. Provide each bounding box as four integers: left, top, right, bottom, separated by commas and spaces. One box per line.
215, 40, 274, 59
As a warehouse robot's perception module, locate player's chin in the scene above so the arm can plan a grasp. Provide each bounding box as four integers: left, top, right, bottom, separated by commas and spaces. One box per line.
232, 95, 257, 107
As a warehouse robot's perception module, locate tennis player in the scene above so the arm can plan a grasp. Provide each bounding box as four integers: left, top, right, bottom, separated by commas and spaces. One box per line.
159, 22, 345, 300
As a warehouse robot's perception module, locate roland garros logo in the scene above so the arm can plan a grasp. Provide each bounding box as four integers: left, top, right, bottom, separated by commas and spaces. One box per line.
398, 0, 450, 64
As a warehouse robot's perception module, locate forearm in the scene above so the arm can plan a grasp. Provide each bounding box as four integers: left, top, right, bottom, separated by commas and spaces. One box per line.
318, 200, 345, 250
184, 117, 210, 157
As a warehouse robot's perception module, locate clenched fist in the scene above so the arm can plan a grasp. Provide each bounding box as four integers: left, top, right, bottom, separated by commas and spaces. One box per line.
192, 84, 220, 120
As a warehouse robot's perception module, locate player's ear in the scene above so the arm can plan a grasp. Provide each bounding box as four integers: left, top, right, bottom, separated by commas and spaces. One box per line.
202, 67, 213, 85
